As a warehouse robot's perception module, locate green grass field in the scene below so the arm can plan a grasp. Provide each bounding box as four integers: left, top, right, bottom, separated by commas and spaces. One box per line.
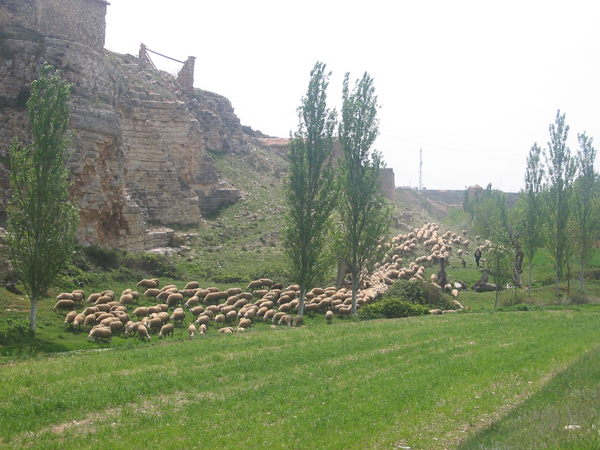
0, 310, 599, 449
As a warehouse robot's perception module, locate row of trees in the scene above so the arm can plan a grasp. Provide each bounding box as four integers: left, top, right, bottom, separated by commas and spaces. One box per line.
462, 110, 599, 300
518, 110, 599, 297
283, 62, 391, 316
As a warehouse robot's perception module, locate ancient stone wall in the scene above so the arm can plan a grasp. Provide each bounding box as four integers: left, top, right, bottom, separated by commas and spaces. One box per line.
0, 0, 108, 50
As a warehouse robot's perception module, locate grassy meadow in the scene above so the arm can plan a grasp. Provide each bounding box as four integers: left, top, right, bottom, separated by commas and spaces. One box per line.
2, 146, 600, 448
1, 310, 599, 449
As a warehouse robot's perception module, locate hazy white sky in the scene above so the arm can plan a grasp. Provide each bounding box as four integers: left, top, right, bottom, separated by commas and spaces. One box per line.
104, 1, 600, 192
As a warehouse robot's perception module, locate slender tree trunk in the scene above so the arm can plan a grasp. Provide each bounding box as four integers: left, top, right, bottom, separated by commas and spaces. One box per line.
580, 260, 585, 292
336, 258, 346, 288
29, 297, 38, 334
494, 288, 499, 308
298, 288, 306, 317
528, 260, 533, 298
554, 263, 560, 297
351, 276, 359, 316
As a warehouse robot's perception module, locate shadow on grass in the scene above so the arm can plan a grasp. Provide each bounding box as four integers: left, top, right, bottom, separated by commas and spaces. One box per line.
457, 345, 600, 450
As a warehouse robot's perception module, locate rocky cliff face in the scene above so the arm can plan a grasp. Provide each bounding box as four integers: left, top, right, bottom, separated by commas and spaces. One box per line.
0, 29, 246, 251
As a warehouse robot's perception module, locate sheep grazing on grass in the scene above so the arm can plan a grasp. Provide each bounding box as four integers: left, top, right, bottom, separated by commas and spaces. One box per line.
452, 299, 464, 310
64, 310, 77, 326
263, 310, 276, 322
170, 308, 186, 325
215, 314, 226, 326
325, 310, 333, 323
292, 315, 304, 327
451, 289, 459, 300
189, 306, 205, 317
236, 318, 252, 331
272, 311, 286, 325
137, 279, 158, 289
132, 307, 149, 319
72, 314, 85, 329
53, 299, 75, 313
218, 327, 234, 333
88, 326, 112, 342
194, 315, 210, 327
155, 322, 174, 338
198, 324, 207, 335
278, 314, 293, 326
188, 323, 197, 338
109, 320, 124, 336
184, 281, 200, 290
137, 324, 150, 341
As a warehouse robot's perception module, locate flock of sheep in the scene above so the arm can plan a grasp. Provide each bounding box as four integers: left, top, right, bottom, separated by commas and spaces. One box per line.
55, 222, 480, 343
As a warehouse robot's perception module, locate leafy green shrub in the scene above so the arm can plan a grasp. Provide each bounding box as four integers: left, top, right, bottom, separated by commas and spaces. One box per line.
566, 292, 591, 305
383, 279, 453, 310
0, 312, 32, 345
359, 297, 429, 320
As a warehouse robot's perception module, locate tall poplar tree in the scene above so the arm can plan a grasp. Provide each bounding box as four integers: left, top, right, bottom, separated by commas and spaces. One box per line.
543, 110, 576, 297
7, 63, 79, 333
573, 133, 599, 292
337, 72, 390, 315
515, 143, 544, 297
283, 62, 338, 316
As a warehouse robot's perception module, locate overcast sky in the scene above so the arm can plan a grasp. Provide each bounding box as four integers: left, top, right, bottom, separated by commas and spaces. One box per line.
104, 1, 600, 192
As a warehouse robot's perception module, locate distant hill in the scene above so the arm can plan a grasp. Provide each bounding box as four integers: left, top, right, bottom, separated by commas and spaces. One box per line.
395, 188, 520, 219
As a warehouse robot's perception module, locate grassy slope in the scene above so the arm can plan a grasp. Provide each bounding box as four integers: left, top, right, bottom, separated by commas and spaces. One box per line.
0, 311, 599, 449
3, 145, 600, 448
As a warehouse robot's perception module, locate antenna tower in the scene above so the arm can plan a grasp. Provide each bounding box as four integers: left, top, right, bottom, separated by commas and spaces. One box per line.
419, 148, 423, 191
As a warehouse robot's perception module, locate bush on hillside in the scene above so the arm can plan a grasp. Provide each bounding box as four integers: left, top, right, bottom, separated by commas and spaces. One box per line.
358, 297, 429, 320
383, 279, 453, 310
0, 312, 31, 344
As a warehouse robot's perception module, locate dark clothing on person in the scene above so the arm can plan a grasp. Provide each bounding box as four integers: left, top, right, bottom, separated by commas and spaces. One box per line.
474, 249, 482, 267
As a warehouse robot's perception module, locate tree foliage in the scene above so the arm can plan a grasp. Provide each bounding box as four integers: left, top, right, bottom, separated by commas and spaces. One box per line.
463, 183, 508, 239
542, 110, 577, 297
514, 143, 545, 296
572, 132, 600, 292
283, 62, 338, 316
337, 71, 391, 315
7, 63, 79, 333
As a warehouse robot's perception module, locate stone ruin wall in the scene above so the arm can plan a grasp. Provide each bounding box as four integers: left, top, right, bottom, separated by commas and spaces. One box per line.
0, 0, 108, 51
0, 1, 247, 251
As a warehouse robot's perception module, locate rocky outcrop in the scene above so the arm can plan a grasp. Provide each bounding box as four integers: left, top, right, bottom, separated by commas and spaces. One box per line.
0, 31, 245, 250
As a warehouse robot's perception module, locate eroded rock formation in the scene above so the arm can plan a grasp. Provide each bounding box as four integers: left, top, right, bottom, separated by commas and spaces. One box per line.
0, 1, 246, 250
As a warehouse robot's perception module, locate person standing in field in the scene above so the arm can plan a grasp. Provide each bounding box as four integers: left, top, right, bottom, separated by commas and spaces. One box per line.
474, 248, 482, 267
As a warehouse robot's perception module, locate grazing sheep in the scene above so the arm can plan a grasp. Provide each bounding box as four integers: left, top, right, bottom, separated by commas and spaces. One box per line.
109, 320, 124, 335
73, 314, 85, 329
188, 323, 197, 338
137, 324, 151, 341
218, 327, 235, 333
57, 292, 74, 301
215, 314, 226, 326
247, 280, 263, 290
325, 310, 333, 323
278, 314, 293, 326
132, 307, 149, 319
184, 281, 200, 290
194, 315, 210, 326
451, 289, 459, 300
158, 323, 174, 339
292, 315, 304, 327
272, 311, 286, 324
147, 317, 163, 332
119, 293, 134, 306
170, 308, 186, 325
167, 293, 184, 308
87, 293, 102, 304
53, 299, 75, 313
88, 326, 112, 342
185, 296, 201, 308
452, 299, 464, 309
137, 279, 158, 289
64, 310, 78, 326
144, 288, 160, 300
96, 303, 111, 312
236, 318, 252, 331
278, 303, 292, 313
83, 314, 96, 329
189, 305, 205, 317
225, 310, 238, 323
263, 309, 276, 322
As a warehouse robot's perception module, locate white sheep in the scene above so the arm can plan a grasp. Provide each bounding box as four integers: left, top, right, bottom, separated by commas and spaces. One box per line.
88, 326, 112, 342
158, 323, 174, 339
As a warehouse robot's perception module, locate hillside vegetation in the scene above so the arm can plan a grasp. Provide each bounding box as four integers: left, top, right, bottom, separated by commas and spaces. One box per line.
2, 144, 600, 449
